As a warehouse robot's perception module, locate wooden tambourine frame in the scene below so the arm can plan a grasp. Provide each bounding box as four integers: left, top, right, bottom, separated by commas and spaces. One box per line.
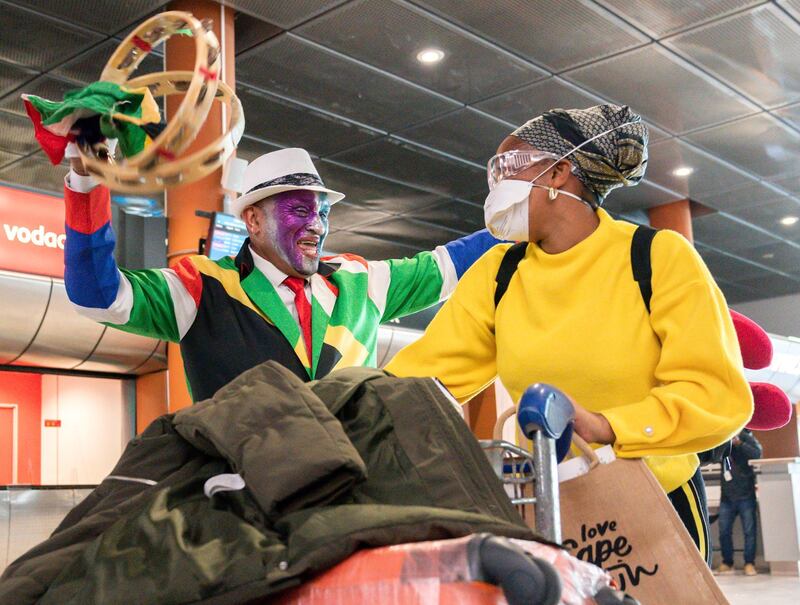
81, 71, 244, 192
78, 11, 244, 193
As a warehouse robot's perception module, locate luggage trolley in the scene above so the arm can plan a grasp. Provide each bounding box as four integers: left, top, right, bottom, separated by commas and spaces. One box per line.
480, 384, 578, 543
276, 384, 638, 605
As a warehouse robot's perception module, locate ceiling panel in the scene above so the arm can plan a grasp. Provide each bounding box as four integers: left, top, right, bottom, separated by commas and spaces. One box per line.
352, 215, 462, 251
694, 180, 792, 211
329, 200, 393, 230
8, 0, 169, 34
599, 0, 763, 38
0, 111, 42, 155
412, 199, 484, 234
415, 0, 646, 72
692, 212, 779, 251
317, 160, 444, 215
564, 44, 757, 134
0, 60, 36, 99
696, 245, 777, 282
772, 100, 800, 131
768, 171, 800, 195
0, 75, 79, 116
474, 77, 605, 127
396, 108, 511, 164
234, 11, 282, 56
735, 241, 800, 274
328, 137, 486, 198
237, 85, 379, 156
644, 137, 753, 200
717, 279, 761, 304
52, 39, 163, 85
666, 4, 800, 109
297, 0, 545, 104
0, 152, 66, 194
777, 0, 800, 21
0, 149, 23, 169
223, 0, 348, 29
236, 34, 459, 131
0, 3, 104, 70
684, 112, 800, 178
736, 272, 800, 297
602, 179, 682, 214
235, 135, 282, 162
729, 197, 800, 232
323, 230, 418, 259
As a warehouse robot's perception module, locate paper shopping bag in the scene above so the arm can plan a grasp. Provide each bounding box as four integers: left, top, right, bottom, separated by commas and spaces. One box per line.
559, 458, 728, 605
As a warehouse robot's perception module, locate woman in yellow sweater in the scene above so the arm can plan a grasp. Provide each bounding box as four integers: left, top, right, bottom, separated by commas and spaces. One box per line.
386, 104, 753, 563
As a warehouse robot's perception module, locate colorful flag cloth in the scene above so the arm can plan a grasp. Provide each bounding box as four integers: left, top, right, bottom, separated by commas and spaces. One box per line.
22, 81, 160, 164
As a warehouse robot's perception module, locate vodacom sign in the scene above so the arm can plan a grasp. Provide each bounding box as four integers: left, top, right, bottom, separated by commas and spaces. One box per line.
3, 224, 66, 249
0, 184, 67, 278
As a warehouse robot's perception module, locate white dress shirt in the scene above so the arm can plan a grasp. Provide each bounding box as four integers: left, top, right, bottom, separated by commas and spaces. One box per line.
249, 246, 310, 326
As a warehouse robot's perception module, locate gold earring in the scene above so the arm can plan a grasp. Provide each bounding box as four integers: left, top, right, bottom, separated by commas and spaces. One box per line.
548, 187, 558, 200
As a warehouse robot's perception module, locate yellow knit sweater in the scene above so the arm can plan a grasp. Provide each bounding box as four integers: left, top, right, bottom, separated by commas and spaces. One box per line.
387, 209, 753, 492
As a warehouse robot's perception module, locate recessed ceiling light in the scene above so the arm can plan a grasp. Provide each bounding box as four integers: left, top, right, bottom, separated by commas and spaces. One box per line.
780, 215, 799, 226
672, 166, 694, 177
416, 48, 445, 64
762, 252, 775, 259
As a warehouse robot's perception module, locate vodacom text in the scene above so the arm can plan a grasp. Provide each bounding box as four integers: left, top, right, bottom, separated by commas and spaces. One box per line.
3, 223, 66, 249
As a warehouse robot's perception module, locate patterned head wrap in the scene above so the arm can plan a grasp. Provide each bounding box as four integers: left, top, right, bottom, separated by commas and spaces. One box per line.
511, 104, 648, 205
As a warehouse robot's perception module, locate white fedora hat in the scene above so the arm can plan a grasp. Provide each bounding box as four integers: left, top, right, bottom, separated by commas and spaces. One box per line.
230, 148, 345, 218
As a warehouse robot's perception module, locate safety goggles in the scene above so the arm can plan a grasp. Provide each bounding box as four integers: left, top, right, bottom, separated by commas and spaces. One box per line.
486, 150, 562, 190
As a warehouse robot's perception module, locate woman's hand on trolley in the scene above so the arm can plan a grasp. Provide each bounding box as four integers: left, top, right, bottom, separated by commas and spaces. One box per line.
571, 400, 616, 445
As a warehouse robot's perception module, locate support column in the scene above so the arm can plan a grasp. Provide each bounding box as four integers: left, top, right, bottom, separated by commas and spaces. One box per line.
135, 371, 168, 433
465, 385, 497, 440
648, 199, 693, 243
164, 0, 235, 410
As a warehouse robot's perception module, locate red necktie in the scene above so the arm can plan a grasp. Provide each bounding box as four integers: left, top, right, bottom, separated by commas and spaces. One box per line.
283, 276, 312, 360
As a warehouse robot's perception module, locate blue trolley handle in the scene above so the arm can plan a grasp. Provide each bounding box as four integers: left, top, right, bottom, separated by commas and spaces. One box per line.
517, 383, 576, 543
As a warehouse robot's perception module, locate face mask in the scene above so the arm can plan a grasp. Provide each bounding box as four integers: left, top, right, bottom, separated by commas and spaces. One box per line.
484, 177, 590, 241
484, 179, 531, 241
484, 120, 638, 241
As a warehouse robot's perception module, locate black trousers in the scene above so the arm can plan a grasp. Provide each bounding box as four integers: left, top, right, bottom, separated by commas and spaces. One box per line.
667, 467, 712, 565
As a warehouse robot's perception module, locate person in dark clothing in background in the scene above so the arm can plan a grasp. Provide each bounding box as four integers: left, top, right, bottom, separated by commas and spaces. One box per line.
715, 429, 763, 577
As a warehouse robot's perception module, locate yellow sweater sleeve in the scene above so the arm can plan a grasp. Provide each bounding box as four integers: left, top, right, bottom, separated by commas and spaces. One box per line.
601, 229, 753, 458
385, 245, 507, 403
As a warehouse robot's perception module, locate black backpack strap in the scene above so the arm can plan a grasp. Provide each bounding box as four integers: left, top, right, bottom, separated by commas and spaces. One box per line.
631, 225, 658, 313
494, 242, 528, 307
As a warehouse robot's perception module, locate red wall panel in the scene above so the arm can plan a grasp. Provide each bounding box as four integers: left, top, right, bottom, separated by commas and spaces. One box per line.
0, 371, 42, 484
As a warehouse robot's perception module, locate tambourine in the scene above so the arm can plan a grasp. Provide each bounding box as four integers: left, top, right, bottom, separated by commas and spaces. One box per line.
78, 11, 244, 193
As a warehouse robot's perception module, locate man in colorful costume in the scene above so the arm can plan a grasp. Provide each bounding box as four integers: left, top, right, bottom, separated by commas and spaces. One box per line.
62, 144, 499, 401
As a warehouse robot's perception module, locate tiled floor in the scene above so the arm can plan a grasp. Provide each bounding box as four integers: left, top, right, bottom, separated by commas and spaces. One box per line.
716, 572, 800, 604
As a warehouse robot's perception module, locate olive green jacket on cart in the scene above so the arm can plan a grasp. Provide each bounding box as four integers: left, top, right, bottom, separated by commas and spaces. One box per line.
0, 363, 534, 605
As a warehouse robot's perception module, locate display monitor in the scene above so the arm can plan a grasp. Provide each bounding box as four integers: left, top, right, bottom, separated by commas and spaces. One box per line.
205, 212, 248, 260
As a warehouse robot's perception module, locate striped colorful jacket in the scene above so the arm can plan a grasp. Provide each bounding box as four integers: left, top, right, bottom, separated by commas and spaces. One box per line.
63, 179, 499, 401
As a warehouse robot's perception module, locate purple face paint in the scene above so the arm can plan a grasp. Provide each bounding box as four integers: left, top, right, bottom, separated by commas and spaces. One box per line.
262, 190, 330, 276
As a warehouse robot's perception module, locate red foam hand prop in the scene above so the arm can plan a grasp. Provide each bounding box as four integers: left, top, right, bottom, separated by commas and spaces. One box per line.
747, 382, 792, 430
730, 309, 773, 370
729, 310, 792, 430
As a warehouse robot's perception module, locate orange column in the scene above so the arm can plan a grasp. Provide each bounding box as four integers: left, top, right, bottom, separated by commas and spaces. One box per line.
465, 386, 497, 440
135, 371, 168, 433
164, 0, 236, 410
648, 199, 693, 243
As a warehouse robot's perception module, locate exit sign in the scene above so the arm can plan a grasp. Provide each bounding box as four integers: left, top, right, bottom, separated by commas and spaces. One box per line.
44, 419, 61, 427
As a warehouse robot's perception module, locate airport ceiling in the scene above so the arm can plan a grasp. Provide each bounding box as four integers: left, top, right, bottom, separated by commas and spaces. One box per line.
2, 0, 800, 303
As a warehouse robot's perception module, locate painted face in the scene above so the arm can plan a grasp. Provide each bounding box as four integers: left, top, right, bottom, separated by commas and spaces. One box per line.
262, 190, 330, 276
